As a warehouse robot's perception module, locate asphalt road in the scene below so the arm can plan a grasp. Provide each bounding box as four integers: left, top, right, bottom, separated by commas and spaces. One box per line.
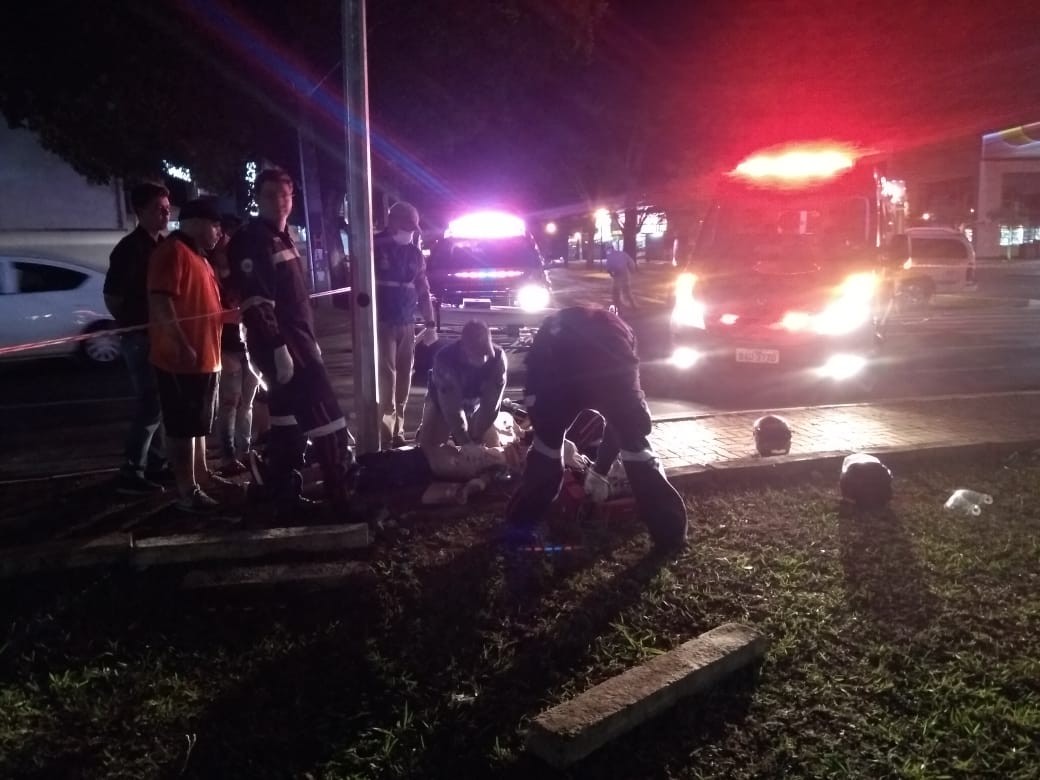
2, 262, 1040, 479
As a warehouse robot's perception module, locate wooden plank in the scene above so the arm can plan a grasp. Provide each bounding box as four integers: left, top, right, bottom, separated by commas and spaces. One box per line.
131, 523, 370, 568
526, 622, 768, 768
181, 561, 373, 591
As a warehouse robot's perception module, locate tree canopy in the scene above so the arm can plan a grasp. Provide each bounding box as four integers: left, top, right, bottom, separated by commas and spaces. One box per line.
3, 0, 1040, 223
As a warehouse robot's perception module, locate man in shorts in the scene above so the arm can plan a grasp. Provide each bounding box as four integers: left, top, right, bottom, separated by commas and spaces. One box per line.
147, 198, 226, 513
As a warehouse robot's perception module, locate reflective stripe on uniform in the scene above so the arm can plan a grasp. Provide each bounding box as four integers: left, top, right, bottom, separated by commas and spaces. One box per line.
532, 436, 563, 459
304, 417, 347, 438
270, 415, 298, 426
620, 448, 656, 462
241, 296, 275, 311
376, 280, 415, 288
271, 248, 298, 264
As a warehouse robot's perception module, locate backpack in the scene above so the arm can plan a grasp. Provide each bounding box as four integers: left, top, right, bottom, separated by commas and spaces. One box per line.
350, 447, 433, 493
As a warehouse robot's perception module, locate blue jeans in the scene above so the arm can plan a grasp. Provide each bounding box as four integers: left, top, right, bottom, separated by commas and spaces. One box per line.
121, 331, 165, 473
217, 350, 260, 459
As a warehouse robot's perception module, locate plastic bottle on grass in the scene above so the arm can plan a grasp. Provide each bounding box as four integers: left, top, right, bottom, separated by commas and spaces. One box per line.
957, 489, 993, 506
944, 489, 991, 516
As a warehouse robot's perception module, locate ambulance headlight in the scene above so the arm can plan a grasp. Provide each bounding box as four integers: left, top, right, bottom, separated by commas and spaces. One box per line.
517, 284, 551, 312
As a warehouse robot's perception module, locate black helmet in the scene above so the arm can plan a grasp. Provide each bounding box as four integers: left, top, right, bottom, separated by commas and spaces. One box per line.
839, 453, 893, 508
754, 414, 792, 456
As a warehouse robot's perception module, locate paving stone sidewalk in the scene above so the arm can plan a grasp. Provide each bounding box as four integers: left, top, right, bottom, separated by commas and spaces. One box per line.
650, 392, 1040, 471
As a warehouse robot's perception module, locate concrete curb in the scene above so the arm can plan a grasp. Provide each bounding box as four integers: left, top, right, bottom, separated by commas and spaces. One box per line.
0, 524, 371, 579
664, 438, 1040, 490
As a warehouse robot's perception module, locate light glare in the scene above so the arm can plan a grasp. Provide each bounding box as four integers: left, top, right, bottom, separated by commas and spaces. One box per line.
732, 145, 856, 183
446, 211, 526, 239
517, 284, 550, 312
670, 347, 701, 369
817, 353, 867, 380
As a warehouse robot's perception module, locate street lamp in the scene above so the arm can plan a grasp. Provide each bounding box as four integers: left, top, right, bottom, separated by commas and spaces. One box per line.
545, 221, 557, 235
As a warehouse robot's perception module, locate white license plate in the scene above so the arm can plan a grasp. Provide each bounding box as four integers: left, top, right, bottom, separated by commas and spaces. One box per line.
736, 348, 780, 364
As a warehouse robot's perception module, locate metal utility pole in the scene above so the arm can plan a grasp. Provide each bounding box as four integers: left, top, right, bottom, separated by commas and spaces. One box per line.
296, 124, 319, 293
342, 0, 379, 453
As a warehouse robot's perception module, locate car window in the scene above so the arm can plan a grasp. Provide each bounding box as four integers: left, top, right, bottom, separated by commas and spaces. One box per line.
14, 261, 87, 293
910, 238, 969, 260
887, 234, 910, 260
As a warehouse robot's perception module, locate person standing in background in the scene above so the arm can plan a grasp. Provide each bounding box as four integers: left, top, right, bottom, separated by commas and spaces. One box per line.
209, 214, 259, 476
104, 182, 172, 495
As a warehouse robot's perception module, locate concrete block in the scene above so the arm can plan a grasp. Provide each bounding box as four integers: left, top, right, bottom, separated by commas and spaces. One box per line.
131, 523, 370, 568
526, 622, 768, 768
0, 534, 130, 578
181, 561, 373, 591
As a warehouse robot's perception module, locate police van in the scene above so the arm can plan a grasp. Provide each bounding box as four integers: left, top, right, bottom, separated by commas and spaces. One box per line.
425, 211, 555, 336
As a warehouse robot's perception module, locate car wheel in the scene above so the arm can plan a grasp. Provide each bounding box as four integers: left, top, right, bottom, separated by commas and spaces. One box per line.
896, 279, 934, 311
80, 321, 122, 365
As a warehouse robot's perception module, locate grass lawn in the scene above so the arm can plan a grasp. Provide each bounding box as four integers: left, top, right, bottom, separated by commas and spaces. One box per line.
0, 456, 1037, 779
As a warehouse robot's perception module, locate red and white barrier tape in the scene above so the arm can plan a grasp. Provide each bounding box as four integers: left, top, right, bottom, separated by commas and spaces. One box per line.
0, 285, 353, 358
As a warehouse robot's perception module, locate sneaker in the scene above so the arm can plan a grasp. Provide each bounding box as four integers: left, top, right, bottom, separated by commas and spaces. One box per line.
217, 459, 249, 477
175, 487, 220, 514
391, 434, 407, 449
202, 470, 237, 488
116, 469, 166, 496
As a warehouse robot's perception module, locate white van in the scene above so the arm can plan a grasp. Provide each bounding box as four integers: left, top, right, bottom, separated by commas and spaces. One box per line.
889, 227, 976, 302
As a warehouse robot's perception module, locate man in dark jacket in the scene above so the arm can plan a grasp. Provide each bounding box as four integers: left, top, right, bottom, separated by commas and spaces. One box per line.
104, 182, 171, 494
503, 306, 687, 553
227, 168, 353, 517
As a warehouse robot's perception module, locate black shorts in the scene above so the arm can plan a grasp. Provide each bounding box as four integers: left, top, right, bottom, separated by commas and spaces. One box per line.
155, 369, 219, 438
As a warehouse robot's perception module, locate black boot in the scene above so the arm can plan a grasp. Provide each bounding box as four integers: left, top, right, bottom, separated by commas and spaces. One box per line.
312, 428, 355, 519
502, 449, 564, 542
622, 457, 688, 552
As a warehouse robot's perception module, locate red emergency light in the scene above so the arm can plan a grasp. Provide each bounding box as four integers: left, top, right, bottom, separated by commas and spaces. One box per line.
731, 144, 858, 184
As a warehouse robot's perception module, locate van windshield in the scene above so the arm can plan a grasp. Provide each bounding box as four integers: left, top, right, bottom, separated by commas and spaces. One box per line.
433, 236, 543, 269
695, 194, 873, 270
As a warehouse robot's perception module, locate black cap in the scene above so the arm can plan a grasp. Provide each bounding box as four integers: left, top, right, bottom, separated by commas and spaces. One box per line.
178, 198, 222, 223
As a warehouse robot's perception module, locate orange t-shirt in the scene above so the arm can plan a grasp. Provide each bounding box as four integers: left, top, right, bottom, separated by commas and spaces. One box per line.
147, 235, 223, 373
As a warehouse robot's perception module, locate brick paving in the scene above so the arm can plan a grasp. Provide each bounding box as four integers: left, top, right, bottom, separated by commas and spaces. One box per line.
650, 392, 1040, 471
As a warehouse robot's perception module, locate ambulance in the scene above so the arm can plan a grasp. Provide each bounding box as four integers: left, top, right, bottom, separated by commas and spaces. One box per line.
669, 143, 903, 386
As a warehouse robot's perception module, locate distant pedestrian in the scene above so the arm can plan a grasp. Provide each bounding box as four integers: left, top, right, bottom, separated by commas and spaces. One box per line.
104, 182, 171, 495
228, 168, 354, 517
606, 245, 638, 312
374, 201, 437, 448
147, 198, 226, 513
209, 214, 258, 476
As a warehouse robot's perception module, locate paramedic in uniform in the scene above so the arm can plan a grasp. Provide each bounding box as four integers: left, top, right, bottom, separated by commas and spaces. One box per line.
503, 305, 687, 552
417, 319, 507, 452
227, 167, 353, 515
374, 201, 437, 447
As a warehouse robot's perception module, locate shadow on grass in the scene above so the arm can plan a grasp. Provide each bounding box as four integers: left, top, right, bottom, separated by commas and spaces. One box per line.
160, 540, 504, 779
836, 503, 937, 637
412, 546, 703, 778
0, 565, 378, 780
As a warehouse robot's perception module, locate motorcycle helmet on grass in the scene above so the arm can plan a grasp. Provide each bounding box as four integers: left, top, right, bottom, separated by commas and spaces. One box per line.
754, 414, 792, 456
